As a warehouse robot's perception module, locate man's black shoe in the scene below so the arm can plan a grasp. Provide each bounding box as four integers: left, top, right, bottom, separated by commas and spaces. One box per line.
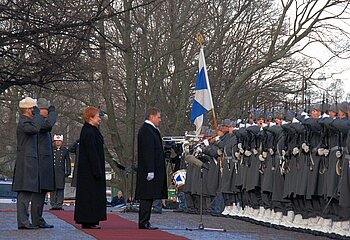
82, 224, 101, 229
38, 223, 54, 228
18, 224, 39, 230
139, 223, 158, 230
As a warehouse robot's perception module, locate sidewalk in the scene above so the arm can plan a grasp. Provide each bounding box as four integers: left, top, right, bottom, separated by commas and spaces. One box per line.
0, 203, 333, 240
0, 209, 94, 240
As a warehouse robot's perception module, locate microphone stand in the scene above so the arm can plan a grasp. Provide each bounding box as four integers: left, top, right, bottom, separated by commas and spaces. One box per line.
186, 165, 226, 232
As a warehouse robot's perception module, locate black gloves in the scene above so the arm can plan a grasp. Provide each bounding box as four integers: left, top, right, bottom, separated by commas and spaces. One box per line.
48, 106, 56, 112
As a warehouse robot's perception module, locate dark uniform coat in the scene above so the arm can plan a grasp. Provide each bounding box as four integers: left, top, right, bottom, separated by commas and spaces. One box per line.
38, 110, 57, 192
74, 123, 106, 224
13, 114, 43, 192
135, 122, 167, 200
53, 146, 71, 189
69, 140, 80, 188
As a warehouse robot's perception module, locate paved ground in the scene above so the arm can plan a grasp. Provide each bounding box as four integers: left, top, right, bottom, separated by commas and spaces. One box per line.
0, 203, 343, 240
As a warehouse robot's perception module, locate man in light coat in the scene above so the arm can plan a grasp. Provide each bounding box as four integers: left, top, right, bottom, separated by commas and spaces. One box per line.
13, 97, 43, 229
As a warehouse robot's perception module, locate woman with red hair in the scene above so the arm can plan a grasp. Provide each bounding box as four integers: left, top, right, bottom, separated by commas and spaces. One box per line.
74, 107, 106, 229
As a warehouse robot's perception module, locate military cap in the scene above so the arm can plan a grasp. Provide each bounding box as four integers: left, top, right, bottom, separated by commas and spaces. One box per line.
222, 119, 232, 127
19, 97, 37, 109
285, 111, 295, 122
255, 109, 265, 120
37, 98, 50, 109
329, 103, 338, 113
338, 101, 348, 113
273, 109, 284, 120
265, 111, 273, 121
53, 134, 64, 141
311, 103, 321, 111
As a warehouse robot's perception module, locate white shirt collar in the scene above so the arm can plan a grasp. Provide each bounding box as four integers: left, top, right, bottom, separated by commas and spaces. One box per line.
145, 120, 156, 129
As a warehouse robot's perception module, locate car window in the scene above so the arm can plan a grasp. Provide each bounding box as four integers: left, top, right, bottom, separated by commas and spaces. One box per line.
0, 183, 17, 198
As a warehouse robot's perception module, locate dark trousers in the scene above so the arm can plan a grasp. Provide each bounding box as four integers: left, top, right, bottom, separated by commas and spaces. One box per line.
50, 189, 64, 208
31, 191, 47, 226
139, 199, 153, 227
17, 191, 33, 227
261, 191, 272, 209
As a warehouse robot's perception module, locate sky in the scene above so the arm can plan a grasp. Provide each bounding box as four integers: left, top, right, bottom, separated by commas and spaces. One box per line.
286, 1, 350, 100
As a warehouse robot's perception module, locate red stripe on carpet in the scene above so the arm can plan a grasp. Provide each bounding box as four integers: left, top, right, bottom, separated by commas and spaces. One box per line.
0, 209, 16, 212
49, 210, 189, 240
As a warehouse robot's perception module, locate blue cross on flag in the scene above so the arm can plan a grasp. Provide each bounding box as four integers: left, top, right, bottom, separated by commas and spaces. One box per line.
190, 48, 214, 135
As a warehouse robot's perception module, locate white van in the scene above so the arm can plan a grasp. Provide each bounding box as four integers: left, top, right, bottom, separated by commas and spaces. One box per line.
0, 179, 17, 203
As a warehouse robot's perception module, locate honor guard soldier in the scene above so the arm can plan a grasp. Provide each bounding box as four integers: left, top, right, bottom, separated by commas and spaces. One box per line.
50, 134, 71, 210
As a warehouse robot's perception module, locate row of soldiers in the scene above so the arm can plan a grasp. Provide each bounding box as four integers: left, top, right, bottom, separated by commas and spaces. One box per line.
182, 101, 350, 237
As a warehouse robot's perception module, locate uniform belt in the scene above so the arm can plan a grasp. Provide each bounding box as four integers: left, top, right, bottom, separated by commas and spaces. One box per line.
225, 156, 233, 160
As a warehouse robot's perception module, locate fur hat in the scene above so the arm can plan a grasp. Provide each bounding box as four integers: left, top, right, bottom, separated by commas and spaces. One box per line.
37, 98, 50, 109
338, 101, 348, 113
19, 97, 37, 109
222, 119, 233, 127
311, 104, 321, 111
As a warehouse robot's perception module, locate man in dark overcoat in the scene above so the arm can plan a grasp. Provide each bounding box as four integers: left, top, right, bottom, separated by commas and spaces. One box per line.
50, 134, 71, 210
13, 97, 44, 229
31, 98, 57, 228
135, 107, 167, 230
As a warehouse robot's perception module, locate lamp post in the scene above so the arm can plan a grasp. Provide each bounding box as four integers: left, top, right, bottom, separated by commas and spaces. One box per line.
130, 27, 143, 205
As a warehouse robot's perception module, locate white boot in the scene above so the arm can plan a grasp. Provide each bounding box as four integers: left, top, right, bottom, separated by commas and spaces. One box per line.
251, 208, 260, 221
313, 217, 323, 231
280, 211, 294, 227
331, 221, 348, 236
293, 214, 304, 228
269, 209, 276, 222
262, 208, 271, 222
341, 220, 350, 236
306, 216, 320, 231
221, 206, 231, 215
256, 206, 265, 221
320, 218, 332, 233
272, 211, 283, 225
243, 206, 251, 218
228, 203, 238, 216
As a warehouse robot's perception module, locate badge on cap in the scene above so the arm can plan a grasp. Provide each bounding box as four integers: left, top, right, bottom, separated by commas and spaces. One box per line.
53, 134, 64, 141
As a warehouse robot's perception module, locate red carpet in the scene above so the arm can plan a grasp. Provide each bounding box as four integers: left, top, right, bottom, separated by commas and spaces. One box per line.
49, 210, 189, 240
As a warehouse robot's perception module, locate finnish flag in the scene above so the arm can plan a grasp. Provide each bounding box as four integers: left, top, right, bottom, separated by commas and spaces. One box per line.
191, 48, 214, 135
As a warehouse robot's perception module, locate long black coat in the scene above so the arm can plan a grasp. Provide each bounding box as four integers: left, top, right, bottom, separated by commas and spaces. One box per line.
53, 146, 71, 189
74, 123, 106, 224
135, 122, 167, 200
13, 114, 43, 192
38, 110, 57, 192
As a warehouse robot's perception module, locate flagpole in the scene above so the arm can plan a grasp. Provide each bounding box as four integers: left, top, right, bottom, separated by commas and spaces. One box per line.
196, 33, 219, 136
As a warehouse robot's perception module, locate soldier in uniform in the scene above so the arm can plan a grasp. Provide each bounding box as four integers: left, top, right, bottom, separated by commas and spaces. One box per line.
260, 112, 283, 221
31, 98, 57, 228
333, 102, 350, 234
69, 139, 80, 188
50, 134, 71, 210
13, 97, 43, 229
